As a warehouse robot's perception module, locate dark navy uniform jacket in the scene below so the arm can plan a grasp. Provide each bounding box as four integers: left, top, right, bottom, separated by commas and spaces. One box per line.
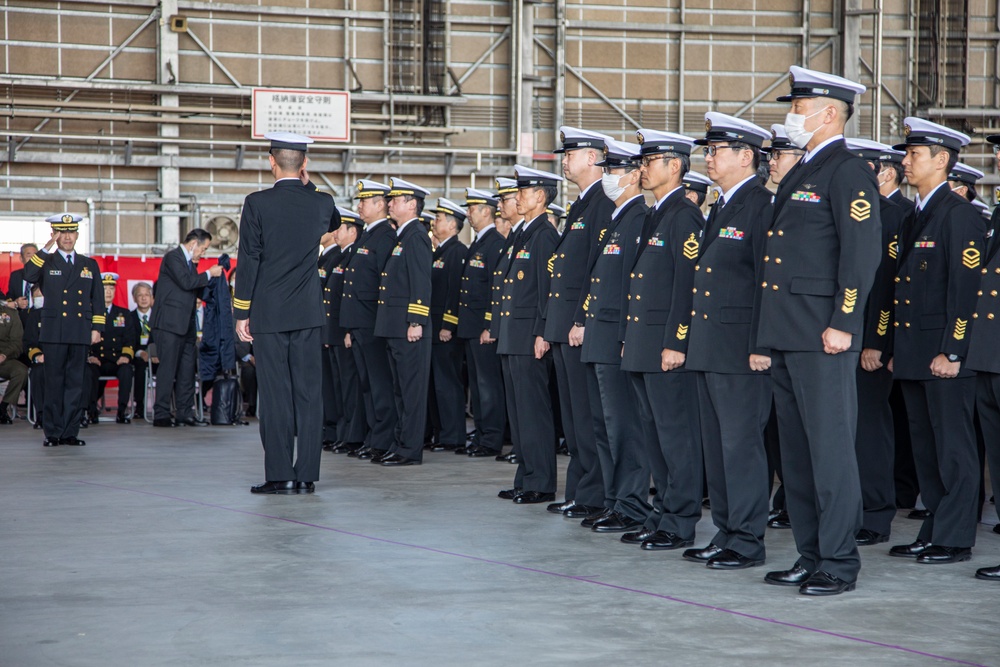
966, 215, 1000, 374
489, 222, 522, 340
23, 249, 105, 345
543, 182, 615, 342
233, 178, 335, 333
620, 187, 704, 374
686, 179, 773, 374
341, 219, 397, 331
430, 235, 467, 342
322, 246, 353, 347
893, 184, 985, 380
755, 139, 882, 352
496, 215, 560, 356
580, 195, 646, 365
92, 304, 139, 362
457, 226, 504, 340
374, 219, 433, 338
859, 196, 904, 356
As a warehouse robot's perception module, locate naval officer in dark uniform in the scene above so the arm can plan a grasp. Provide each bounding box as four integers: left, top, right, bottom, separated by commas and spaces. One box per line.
235, 132, 337, 494
23, 214, 105, 446
428, 197, 469, 452
844, 139, 906, 546
459, 188, 506, 457
620, 131, 704, 549
546, 127, 614, 517
755, 67, 881, 596
341, 180, 398, 460
318, 226, 343, 446
578, 137, 649, 530
889, 118, 985, 563
684, 113, 774, 570
373, 178, 433, 466
86, 272, 139, 424
497, 166, 563, 503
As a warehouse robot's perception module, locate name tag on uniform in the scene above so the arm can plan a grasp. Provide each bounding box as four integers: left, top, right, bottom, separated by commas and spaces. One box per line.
719, 227, 745, 240
602, 244, 621, 255
516, 249, 531, 260
49, 269, 62, 276
80, 267, 93, 279
791, 191, 822, 203
356, 248, 370, 255
433, 259, 445, 269
392, 246, 403, 256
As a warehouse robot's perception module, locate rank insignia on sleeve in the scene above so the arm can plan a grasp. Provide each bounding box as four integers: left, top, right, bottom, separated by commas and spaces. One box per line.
676, 324, 688, 340
954, 318, 968, 340
598, 228, 606, 242
877, 310, 890, 336
682, 233, 699, 260
842, 288, 858, 314
888, 240, 898, 260
962, 247, 981, 269
849, 199, 871, 222
547, 254, 555, 275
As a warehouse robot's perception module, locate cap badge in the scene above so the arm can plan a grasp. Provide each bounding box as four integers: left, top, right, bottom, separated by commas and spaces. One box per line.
62, 214, 73, 224
637, 132, 645, 144
903, 124, 911, 137
559, 131, 566, 143
705, 120, 712, 131
356, 182, 363, 192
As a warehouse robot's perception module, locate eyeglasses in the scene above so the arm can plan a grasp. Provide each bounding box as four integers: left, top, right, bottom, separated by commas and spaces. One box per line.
767, 149, 805, 161
702, 144, 743, 157
602, 166, 637, 174
640, 154, 679, 167
498, 195, 518, 203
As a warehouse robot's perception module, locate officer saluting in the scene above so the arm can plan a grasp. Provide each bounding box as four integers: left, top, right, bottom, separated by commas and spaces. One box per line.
23, 214, 104, 447
755, 67, 881, 596
889, 119, 985, 564
373, 177, 433, 466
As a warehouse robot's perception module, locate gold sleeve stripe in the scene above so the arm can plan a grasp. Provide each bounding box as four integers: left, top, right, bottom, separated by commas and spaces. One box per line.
122, 346, 134, 357
29, 347, 42, 360
408, 304, 430, 315
30, 254, 45, 267
443, 313, 459, 325
484, 312, 492, 322
92, 315, 106, 324
233, 298, 251, 309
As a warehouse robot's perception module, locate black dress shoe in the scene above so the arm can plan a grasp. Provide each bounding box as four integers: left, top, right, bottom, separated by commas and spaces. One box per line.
547, 499, 577, 514
497, 487, 523, 500
916, 545, 972, 564
512, 491, 555, 504
381, 453, 420, 466
153, 418, 175, 427
89, 414, 99, 425
356, 447, 381, 461
621, 528, 656, 545
60, 437, 85, 446
178, 418, 209, 427
454, 445, 472, 455
295, 482, 316, 494
250, 481, 296, 494
993, 524, 1000, 535
565, 504, 602, 519
43, 437, 59, 447
889, 539, 932, 558
640, 531, 693, 550
322, 440, 337, 452
494, 452, 509, 462
682, 543, 725, 563
975, 564, 1000, 581
370, 450, 393, 464
504, 453, 520, 464
116, 412, 131, 424
799, 571, 855, 596
580, 508, 613, 528
907, 508, 932, 520
591, 511, 642, 533
467, 446, 499, 458
764, 563, 812, 586
707, 549, 765, 570
767, 510, 791, 529
333, 442, 362, 454
855, 529, 888, 546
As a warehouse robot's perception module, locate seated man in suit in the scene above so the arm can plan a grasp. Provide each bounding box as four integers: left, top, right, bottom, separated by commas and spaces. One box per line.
4, 243, 39, 317
86, 273, 139, 424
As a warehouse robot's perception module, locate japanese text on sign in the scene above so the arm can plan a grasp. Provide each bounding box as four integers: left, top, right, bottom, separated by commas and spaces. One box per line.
251, 88, 351, 142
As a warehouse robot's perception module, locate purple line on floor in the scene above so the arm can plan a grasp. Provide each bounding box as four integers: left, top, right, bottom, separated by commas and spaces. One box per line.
77, 480, 990, 667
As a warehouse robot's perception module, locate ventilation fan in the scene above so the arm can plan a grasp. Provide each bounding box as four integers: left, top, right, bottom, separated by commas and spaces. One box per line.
205, 215, 239, 252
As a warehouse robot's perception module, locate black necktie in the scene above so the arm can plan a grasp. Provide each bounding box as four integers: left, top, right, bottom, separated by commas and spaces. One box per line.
66, 254, 73, 266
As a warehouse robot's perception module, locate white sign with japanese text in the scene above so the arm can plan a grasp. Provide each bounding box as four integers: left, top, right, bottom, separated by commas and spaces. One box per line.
251, 88, 351, 142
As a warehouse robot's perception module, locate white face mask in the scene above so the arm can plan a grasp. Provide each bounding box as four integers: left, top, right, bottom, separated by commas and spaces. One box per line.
601, 172, 628, 201
784, 107, 827, 149
33, 297, 44, 309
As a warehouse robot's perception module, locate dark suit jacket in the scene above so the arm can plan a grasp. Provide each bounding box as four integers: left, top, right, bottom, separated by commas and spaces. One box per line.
23, 250, 105, 345
323, 245, 353, 346
340, 219, 397, 330
754, 139, 882, 352
233, 178, 336, 333
580, 195, 647, 365
496, 214, 561, 356
149, 246, 210, 336
430, 235, 467, 342
893, 184, 986, 380
620, 188, 704, 373
6, 268, 30, 302
458, 227, 505, 340
686, 179, 773, 374
374, 219, 433, 338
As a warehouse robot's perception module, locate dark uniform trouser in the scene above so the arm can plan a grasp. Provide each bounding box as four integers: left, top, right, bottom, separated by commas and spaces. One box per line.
500, 355, 524, 488
900, 377, 978, 548
588, 363, 646, 518
386, 335, 432, 461
765, 401, 785, 511
977, 372, 1000, 522
431, 339, 466, 446
89, 359, 134, 413
152, 320, 198, 422
698, 372, 771, 560
349, 327, 396, 449
551, 343, 602, 506
254, 327, 323, 482
321, 346, 343, 442
29, 363, 45, 422
334, 345, 366, 443
771, 350, 862, 582
238, 359, 257, 411
42, 342, 87, 440
890, 382, 919, 507
508, 353, 556, 493
855, 365, 896, 536
632, 370, 701, 538
466, 339, 504, 452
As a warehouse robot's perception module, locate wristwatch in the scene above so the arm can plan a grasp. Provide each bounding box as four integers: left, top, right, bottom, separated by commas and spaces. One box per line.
409, 322, 421, 328
946, 353, 961, 362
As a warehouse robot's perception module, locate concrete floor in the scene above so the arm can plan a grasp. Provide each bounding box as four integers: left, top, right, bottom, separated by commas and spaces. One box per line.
2, 415, 998, 667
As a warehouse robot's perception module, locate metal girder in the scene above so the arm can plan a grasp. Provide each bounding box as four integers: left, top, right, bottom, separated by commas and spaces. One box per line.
184, 25, 244, 88
732, 38, 835, 118
447, 27, 511, 95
